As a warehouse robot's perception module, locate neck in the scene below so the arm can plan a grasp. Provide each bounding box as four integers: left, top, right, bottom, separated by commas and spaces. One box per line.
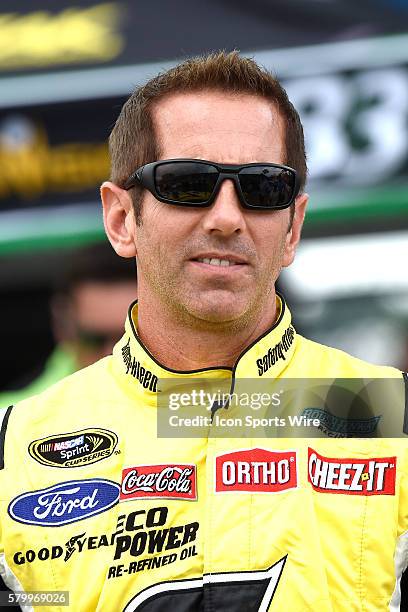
135, 292, 278, 371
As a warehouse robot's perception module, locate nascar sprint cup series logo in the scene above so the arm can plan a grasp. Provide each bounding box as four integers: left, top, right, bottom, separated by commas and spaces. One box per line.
28, 428, 118, 468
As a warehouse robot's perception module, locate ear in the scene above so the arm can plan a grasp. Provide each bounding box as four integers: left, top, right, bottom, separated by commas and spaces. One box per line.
282, 193, 308, 268
100, 181, 137, 258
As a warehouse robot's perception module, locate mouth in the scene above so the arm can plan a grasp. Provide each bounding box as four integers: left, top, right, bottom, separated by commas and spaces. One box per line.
189, 254, 249, 276
195, 257, 240, 268
191, 252, 248, 267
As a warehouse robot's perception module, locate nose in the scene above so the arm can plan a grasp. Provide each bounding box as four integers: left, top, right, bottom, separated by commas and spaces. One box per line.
201, 179, 246, 236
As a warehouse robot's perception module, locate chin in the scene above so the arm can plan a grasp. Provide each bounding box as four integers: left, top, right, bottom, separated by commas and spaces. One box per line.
186, 297, 250, 325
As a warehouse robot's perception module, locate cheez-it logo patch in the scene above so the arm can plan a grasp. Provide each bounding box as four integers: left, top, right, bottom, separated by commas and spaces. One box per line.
308, 448, 396, 495
215, 448, 297, 493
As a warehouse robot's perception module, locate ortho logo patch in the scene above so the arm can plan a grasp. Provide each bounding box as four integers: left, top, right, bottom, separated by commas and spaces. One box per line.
8, 479, 120, 526
28, 428, 118, 468
308, 448, 396, 495
120, 465, 197, 501
215, 448, 297, 493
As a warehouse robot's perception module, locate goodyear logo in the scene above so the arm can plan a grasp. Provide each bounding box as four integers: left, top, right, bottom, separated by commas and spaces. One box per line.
28, 428, 118, 468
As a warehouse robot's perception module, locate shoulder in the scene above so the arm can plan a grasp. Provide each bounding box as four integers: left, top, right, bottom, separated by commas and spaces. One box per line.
0, 357, 121, 474
17, 356, 111, 404
293, 334, 402, 378
1, 357, 116, 443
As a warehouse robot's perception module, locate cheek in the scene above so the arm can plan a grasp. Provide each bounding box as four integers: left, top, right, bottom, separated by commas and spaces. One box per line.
137, 200, 199, 257
135, 201, 164, 249
255, 222, 288, 261
135, 210, 181, 269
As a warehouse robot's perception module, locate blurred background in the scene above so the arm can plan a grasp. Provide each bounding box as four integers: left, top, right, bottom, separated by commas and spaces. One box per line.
1, 0, 408, 393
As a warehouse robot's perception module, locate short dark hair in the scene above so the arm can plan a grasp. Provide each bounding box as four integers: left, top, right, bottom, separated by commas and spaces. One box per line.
109, 50, 307, 221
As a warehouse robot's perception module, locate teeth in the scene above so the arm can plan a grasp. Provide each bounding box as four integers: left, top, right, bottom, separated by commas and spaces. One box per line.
198, 258, 235, 267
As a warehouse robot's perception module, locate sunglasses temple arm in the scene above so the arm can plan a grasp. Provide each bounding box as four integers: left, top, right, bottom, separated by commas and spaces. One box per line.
123, 170, 142, 191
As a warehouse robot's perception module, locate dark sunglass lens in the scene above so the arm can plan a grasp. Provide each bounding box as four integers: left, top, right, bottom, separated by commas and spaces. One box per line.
155, 162, 218, 203
239, 167, 295, 208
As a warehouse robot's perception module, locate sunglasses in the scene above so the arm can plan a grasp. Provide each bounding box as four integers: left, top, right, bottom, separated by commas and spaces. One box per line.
123, 159, 299, 210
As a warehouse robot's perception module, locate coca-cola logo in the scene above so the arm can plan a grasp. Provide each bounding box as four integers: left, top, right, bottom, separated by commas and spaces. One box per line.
120, 464, 197, 501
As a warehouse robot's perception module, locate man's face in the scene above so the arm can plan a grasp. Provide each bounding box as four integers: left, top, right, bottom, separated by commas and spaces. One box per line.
130, 92, 306, 328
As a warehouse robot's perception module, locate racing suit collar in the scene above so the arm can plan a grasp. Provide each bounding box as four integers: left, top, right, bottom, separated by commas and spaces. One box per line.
112, 294, 297, 401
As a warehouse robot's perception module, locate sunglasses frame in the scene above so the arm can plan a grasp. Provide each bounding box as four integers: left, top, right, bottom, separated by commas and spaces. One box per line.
123, 158, 299, 210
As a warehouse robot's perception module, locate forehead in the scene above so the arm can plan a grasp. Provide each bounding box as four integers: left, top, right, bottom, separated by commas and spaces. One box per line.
151, 90, 285, 164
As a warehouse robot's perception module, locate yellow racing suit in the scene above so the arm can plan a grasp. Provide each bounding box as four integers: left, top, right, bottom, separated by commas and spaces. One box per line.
0, 296, 407, 611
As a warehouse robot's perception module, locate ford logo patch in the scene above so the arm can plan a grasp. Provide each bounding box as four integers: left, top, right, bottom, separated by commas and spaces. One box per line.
8, 479, 120, 526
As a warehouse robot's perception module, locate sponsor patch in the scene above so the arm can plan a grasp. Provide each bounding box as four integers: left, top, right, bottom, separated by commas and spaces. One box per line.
28, 428, 118, 468
111, 507, 199, 562
215, 448, 297, 493
121, 338, 158, 391
8, 479, 120, 526
120, 465, 197, 501
256, 325, 295, 376
301, 408, 380, 438
308, 448, 396, 495
13, 506, 200, 570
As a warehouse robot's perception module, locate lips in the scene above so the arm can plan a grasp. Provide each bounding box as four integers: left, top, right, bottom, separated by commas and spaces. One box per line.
191, 251, 248, 268
195, 257, 238, 267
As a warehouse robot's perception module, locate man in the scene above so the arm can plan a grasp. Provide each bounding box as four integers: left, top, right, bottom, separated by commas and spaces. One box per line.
0, 52, 407, 611
0, 243, 137, 407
